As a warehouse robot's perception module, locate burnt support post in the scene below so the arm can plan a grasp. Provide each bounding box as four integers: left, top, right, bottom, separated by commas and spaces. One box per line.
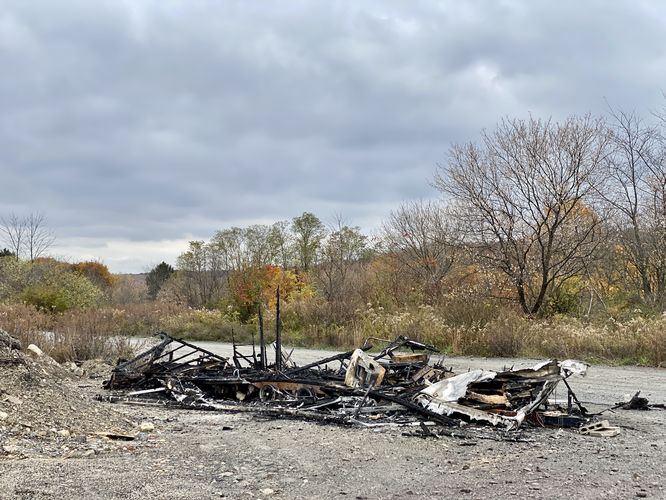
258, 302, 266, 369
275, 286, 282, 371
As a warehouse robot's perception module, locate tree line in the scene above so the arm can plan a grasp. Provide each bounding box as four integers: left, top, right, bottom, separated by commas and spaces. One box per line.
5, 105, 666, 323
157, 105, 666, 321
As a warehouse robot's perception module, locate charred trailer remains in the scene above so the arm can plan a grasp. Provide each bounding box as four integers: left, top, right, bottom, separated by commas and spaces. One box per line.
102, 330, 591, 433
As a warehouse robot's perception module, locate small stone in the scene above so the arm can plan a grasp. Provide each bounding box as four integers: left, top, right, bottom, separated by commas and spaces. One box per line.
83, 450, 96, 457
2, 444, 20, 454
58, 429, 71, 438
4, 395, 22, 406
139, 422, 155, 432
260, 488, 275, 496
0, 411, 8, 420
27, 344, 44, 357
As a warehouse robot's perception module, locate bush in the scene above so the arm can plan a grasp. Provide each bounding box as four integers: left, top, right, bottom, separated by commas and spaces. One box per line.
0, 258, 103, 312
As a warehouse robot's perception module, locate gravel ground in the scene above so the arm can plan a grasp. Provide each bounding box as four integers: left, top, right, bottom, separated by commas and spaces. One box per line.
1, 344, 665, 499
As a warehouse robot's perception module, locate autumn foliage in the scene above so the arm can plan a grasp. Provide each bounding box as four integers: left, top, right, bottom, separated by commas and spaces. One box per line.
227, 264, 312, 320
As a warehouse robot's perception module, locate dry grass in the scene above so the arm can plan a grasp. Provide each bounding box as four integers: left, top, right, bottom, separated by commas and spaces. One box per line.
309, 305, 666, 366
0, 302, 257, 362
1, 302, 663, 366
0, 303, 183, 362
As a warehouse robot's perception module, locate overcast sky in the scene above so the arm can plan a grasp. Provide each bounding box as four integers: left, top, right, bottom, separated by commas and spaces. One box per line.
1, 1, 665, 272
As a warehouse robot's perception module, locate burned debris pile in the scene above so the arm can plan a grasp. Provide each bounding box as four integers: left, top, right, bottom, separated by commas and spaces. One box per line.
0, 329, 133, 448
100, 332, 591, 432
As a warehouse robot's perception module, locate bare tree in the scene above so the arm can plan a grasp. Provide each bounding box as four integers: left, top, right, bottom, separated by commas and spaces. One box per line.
598, 108, 666, 305
210, 227, 245, 272
316, 218, 368, 302
0, 213, 26, 261
435, 115, 610, 315
382, 200, 456, 303
25, 212, 55, 261
0, 212, 55, 261
243, 224, 275, 267
267, 220, 294, 269
176, 240, 226, 306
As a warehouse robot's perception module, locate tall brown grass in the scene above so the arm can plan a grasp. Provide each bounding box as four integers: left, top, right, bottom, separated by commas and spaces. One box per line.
0, 303, 182, 362
294, 304, 666, 366
1, 302, 663, 366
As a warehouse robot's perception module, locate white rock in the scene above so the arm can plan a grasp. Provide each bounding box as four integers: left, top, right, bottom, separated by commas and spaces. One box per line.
260, 488, 275, 496
139, 422, 155, 432
57, 429, 71, 438
27, 344, 44, 357
0, 411, 8, 420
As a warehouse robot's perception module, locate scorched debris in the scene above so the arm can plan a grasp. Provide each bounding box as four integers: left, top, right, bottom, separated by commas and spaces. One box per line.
100, 333, 590, 431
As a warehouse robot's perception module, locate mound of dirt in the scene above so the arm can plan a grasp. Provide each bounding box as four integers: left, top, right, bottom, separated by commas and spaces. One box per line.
0, 330, 135, 457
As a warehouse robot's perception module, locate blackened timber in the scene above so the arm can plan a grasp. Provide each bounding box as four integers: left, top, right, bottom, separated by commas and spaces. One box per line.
285, 347, 372, 376
156, 334, 228, 364
107, 333, 229, 385
258, 303, 266, 369
275, 286, 282, 371
561, 376, 589, 415
251, 330, 258, 367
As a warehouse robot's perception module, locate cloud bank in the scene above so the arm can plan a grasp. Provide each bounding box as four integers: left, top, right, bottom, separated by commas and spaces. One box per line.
1, 0, 664, 271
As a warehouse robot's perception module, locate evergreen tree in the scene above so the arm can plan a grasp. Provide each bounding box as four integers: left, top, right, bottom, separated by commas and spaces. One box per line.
146, 261, 175, 300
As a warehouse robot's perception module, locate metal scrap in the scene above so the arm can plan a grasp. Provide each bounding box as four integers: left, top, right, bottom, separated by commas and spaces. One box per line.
414, 360, 587, 430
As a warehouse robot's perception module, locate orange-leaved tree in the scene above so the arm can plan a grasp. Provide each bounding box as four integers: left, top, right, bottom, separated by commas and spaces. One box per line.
227, 264, 311, 321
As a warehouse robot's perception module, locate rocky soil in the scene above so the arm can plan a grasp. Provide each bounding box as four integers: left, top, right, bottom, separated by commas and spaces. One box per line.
1, 336, 665, 499
0, 331, 137, 460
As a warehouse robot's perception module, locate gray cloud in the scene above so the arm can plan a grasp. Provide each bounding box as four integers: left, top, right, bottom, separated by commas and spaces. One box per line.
1, 0, 665, 271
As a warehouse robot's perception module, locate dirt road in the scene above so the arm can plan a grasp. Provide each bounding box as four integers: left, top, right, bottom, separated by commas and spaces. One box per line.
1, 346, 665, 499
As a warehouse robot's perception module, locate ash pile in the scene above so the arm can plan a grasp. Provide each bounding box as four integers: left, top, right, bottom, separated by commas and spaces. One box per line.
100, 332, 591, 433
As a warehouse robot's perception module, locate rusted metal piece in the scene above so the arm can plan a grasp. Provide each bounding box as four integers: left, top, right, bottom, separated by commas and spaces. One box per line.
251, 380, 328, 397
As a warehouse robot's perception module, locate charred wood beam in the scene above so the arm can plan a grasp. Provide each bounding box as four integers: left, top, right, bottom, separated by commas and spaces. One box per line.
258, 303, 266, 369
285, 346, 372, 376
560, 376, 588, 415
275, 287, 282, 371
